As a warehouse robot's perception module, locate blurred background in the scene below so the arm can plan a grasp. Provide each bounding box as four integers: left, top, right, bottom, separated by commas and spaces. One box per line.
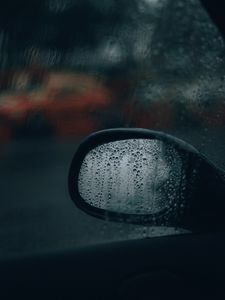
1, 0, 225, 258
1, 0, 225, 142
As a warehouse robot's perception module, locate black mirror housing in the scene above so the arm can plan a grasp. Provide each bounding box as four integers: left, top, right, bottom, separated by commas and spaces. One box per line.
68, 128, 225, 233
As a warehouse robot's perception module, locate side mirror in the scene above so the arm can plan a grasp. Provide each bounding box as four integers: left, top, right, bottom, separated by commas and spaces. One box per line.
68, 128, 225, 233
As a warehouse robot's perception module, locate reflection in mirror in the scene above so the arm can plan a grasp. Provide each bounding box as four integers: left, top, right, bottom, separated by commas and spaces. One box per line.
78, 139, 184, 216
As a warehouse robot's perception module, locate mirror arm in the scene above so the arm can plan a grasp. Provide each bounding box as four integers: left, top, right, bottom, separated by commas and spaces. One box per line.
186, 161, 225, 233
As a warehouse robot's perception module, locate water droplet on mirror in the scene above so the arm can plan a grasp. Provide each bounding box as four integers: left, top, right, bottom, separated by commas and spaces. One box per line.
78, 138, 185, 224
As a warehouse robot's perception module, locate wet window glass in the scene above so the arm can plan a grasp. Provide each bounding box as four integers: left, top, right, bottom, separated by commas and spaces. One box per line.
0, 0, 224, 258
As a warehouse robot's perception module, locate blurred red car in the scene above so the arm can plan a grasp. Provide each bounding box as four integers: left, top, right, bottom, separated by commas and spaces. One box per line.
0, 72, 112, 140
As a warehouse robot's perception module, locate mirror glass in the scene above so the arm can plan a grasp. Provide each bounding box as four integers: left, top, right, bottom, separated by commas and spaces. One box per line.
78, 139, 184, 215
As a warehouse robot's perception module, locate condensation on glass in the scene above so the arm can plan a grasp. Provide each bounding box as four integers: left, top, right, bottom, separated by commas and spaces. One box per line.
78, 139, 184, 215
0, 0, 224, 258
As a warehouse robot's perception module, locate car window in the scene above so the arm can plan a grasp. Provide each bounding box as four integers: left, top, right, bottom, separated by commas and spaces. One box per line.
0, 0, 225, 258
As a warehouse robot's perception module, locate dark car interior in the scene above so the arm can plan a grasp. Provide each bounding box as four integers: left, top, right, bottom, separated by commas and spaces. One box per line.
1, 1, 225, 299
